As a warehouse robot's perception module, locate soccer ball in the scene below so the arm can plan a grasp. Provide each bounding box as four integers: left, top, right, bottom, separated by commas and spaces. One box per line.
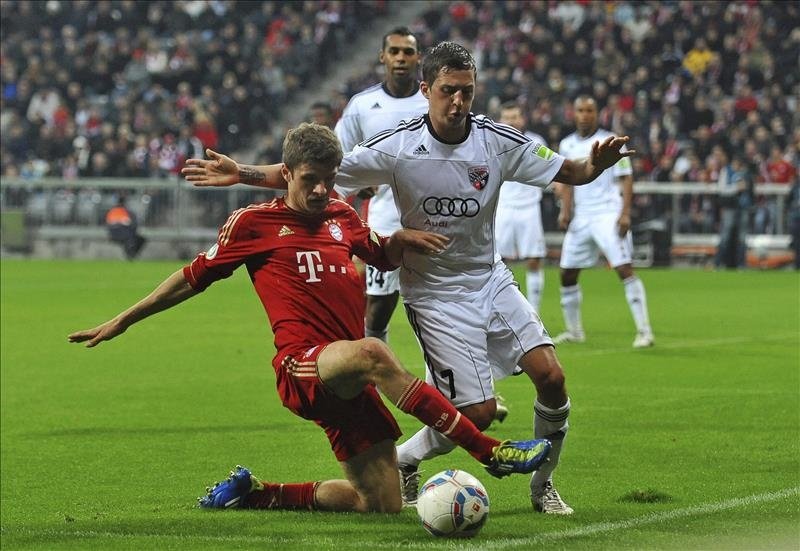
416, 469, 490, 538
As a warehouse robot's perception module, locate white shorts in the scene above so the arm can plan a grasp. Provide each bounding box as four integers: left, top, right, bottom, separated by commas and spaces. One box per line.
366, 265, 400, 296
495, 205, 545, 260
559, 212, 633, 269
402, 265, 553, 408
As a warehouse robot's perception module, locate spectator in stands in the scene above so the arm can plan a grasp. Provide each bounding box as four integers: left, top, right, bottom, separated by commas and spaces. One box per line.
105, 197, 146, 260
308, 101, 335, 129
716, 155, 753, 269
765, 146, 797, 184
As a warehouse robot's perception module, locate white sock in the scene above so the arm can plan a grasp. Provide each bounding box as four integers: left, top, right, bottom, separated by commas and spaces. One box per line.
365, 326, 388, 343
531, 398, 570, 490
396, 426, 456, 468
623, 276, 652, 335
559, 285, 583, 336
526, 269, 544, 312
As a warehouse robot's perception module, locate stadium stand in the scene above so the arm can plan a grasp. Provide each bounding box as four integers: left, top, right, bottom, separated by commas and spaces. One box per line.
1, 1, 798, 266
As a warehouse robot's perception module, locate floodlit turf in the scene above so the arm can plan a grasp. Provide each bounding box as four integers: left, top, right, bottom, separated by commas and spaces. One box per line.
1, 259, 798, 550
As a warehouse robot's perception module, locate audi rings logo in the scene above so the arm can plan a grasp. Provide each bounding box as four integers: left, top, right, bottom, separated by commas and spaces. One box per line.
423, 197, 480, 218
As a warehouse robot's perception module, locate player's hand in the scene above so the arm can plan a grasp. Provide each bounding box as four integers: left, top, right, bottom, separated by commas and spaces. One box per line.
617, 212, 631, 237
181, 149, 239, 187
357, 187, 377, 200
391, 229, 450, 255
591, 136, 636, 171
68, 319, 127, 348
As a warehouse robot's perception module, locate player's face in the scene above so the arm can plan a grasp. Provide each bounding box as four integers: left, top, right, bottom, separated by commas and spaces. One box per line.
499, 107, 525, 132
283, 162, 338, 216
422, 68, 475, 141
574, 98, 598, 137
380, 34, 419, 92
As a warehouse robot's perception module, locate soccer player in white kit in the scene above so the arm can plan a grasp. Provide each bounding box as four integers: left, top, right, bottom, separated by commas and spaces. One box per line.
334, 27, 428, 344
554, 96, 654, 348
182, 42, 636, 515
495, 102, 548, 312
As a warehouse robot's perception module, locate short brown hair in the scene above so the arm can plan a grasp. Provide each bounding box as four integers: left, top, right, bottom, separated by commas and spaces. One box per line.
282, 123, 343, 170
422, 41, 476, 85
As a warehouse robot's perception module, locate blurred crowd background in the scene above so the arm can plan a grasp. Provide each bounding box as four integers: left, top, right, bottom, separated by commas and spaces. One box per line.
1, 0, 385, 180
1, 0, 798, 260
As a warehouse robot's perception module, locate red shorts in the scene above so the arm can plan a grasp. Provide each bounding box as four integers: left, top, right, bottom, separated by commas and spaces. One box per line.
273, 344, 402, 461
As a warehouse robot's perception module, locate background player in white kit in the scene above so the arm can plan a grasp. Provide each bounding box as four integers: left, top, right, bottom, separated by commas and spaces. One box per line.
334, 27, 428, 344
183, 42, 635, 515
554, 96, 654, 348
495, 102, 548, 313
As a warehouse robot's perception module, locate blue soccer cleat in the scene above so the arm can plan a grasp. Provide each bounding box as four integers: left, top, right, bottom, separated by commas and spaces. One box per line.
484, 439, 551, 479
198, 465, 263, 508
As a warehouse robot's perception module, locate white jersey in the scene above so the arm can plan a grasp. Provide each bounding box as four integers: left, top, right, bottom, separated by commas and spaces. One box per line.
334, 83, 428, 235
334, 113, 564, 300
558, 128, 632, 216
497, 130, 547, 209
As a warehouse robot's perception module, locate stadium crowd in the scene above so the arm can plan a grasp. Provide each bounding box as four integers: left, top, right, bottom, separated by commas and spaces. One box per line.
0, 0, 385, 180
1, 0, 798, 240
329, 1, 799, 236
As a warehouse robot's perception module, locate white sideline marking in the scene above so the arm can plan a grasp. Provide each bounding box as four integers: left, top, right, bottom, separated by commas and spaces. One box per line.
566, 333, 798, 357
2, 487, 797, 547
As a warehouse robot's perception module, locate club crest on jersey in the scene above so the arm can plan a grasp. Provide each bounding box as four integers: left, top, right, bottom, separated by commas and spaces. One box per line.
327, 221, 343, 241
205, 243, 219, 259
468, 165, 489, 190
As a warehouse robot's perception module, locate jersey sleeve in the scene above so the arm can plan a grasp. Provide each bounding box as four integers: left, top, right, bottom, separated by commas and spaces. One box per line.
344, 206, 396, 271
333, 144, 397, 198
182, 209, 257, 291
500, 140, 565, 188
334, 102, 362, 152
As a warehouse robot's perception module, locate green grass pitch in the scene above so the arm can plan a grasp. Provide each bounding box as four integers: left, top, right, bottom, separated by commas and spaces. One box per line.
1, 260, 798, 550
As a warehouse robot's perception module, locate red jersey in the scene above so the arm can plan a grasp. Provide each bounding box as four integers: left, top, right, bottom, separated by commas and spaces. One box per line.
183, 197, 396, 355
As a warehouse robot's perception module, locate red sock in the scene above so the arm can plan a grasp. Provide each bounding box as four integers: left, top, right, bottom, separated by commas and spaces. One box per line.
395, 379, 500, 464
244, 481, 318, 510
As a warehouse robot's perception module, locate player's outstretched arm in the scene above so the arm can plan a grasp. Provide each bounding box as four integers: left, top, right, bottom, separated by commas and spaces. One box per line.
67, 270, 198, 348
181, 149, 287, 189
556, 135, 636, 186
384, 229, 450, 266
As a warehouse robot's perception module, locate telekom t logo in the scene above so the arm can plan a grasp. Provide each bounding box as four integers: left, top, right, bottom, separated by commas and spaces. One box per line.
296, 250, 349, 282
296, 251, 323, 282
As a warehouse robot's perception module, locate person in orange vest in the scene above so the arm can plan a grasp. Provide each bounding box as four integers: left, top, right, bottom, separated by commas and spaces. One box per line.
105, 197, 146, 259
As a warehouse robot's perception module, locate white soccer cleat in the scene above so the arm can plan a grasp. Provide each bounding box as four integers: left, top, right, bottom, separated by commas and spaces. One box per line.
399, 464, 421, 507
552, 331, 586, 344
633, 332, 655, 348
531, 480, 574, 515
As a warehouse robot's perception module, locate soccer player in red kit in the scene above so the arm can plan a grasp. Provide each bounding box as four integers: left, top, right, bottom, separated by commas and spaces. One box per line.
69, 123, 550, 514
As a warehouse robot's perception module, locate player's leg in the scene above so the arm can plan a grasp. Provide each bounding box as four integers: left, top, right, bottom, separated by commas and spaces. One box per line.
395, 294, 551, 499
199, 446, 401, 512
554, 266, 584, 343
317, 339, 504, 465
487, 275, 573, 514
525, 257, 544, 312
336, 439, 403, 512
595, 216, 654, 347
521, 202, 547, 312
364, 266, 400, 343
554, 218, 593, 343
517, 346, 573, 514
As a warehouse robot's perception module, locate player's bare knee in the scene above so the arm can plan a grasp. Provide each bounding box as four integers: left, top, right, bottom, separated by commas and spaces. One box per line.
355, 337, 395, 378
538, 364, 566, 397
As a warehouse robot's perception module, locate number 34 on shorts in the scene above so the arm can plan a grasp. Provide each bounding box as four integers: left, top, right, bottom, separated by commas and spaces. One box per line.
365, 265, 400, 296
